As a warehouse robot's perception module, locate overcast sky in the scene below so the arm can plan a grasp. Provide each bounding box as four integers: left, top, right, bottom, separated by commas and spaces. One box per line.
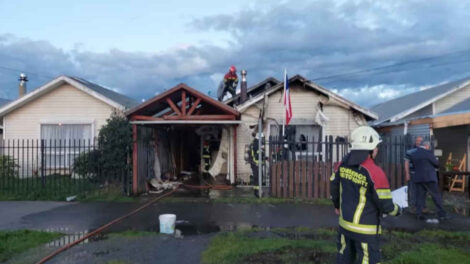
1, 0, 470, 107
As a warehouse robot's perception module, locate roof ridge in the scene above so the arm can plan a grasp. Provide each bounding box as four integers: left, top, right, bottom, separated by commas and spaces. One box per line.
371, 76, 470, 109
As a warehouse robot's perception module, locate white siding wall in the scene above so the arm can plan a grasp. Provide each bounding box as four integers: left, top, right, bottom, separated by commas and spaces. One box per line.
236, 104, 260, 183
4, 84, 114, 140
323, 104, 367, 137
435, 84, 470, 113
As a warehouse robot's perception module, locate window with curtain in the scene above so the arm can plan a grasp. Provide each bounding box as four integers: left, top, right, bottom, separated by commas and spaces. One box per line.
41, 124, 92, 168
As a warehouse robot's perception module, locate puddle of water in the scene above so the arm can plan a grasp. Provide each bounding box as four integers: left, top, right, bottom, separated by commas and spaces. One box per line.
154, 220, 258, 236
41, 227, 107, 248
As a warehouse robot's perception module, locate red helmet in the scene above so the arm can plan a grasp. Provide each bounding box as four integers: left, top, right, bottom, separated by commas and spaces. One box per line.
229, 65, 236, 73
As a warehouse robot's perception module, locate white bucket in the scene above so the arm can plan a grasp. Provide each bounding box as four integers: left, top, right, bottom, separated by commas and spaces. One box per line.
159, 214, 176, 234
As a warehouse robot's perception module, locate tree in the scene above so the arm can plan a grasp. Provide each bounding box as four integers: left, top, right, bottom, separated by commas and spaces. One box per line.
98, 112, 132, 183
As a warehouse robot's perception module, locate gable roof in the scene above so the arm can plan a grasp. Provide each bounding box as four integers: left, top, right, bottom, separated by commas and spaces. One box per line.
69, 77, 138, 109
371, 77, 470, 125
126, 83, 240, 118
0, 76, 139, 117
236, 74, 378, 120
224, 77, 280, 106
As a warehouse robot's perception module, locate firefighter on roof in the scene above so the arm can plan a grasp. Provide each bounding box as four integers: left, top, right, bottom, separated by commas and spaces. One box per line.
217, 65, 238, 101
330, 126, 402, 264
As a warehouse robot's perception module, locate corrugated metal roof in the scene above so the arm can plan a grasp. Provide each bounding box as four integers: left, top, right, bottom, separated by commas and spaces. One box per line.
68, 76, 139, 109
371, 77, 470, 125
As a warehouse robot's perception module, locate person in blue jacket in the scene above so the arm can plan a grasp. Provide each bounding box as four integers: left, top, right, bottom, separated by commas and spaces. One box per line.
407, 141, 448, 220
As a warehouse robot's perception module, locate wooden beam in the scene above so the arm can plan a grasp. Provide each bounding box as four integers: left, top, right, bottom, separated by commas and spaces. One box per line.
187, 98, 201, 116
181, 91, 186, 116
433, 112, 470, 128
409, 118, 433, 126
132, 124, 138, 194
166, 98, 182, 116
130, 115, 163, 121
163, 114, 236, 120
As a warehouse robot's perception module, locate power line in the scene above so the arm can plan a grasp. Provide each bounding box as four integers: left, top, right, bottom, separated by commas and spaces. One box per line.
0, 65, 55, 80
319, 56, 470, 85
310, 48, 470, 82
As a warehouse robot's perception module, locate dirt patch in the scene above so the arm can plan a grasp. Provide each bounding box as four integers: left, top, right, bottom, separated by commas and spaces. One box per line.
243, 247, 335, 264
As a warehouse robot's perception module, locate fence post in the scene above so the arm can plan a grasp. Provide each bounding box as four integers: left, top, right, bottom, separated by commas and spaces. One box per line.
41, 139, 45, 188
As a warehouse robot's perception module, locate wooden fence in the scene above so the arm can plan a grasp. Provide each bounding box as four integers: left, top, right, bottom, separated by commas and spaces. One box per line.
270, 160, 336, 199
268, 136, 347, 199
267, 135, 431, 199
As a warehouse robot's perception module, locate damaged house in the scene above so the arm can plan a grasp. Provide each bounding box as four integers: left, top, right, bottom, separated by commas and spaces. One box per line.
127, 74, 378, 194
229, 74, 378, 185
127, 83, 240, 193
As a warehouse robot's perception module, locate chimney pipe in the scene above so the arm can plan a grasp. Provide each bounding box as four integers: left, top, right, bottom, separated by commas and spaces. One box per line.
240, 69, 247, 104
18, 73, 28, 97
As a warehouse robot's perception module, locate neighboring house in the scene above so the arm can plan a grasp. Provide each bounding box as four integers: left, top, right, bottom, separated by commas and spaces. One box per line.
371, 77, 470, 169
0, 97, 11, 136
0, 75, 138, 176
233, 74, 378, 184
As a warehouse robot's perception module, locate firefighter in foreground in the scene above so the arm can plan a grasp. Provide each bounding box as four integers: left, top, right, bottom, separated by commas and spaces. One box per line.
330, 126, 402, 264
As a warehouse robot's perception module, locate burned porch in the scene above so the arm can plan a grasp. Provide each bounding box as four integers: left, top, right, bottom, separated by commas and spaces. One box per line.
127, 83, 240, 194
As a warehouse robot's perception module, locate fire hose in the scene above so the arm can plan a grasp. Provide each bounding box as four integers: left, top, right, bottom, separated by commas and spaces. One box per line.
36, 183, 232, 264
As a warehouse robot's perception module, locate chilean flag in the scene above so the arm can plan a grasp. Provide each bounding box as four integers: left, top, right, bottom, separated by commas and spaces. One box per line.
283, 69, 292, 125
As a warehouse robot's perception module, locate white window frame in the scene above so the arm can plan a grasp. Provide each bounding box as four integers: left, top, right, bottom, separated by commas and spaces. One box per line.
39, 120, 95, 169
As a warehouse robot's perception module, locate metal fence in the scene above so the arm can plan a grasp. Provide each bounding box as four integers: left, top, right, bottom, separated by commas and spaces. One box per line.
0, 139, 131, 199
375, 134, 433, 190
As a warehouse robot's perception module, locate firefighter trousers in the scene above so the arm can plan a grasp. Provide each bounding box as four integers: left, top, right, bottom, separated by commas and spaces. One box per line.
336, 233, 381, 264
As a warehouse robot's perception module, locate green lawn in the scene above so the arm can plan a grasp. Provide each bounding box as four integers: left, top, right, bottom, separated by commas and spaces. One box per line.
202, 228, 470, 264
0, 175, 134, 202
0, 230, 62, 262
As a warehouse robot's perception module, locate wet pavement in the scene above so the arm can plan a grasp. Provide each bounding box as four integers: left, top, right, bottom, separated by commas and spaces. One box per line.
2, 200, 470, 234
1, 199, 470, 263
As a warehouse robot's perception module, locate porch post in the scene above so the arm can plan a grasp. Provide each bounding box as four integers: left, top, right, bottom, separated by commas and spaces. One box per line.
233, 125, 237, 184
132, 124, 138, 194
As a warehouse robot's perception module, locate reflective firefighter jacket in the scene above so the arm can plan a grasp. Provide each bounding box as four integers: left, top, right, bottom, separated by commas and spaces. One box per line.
250, 138, 262, 165
330, 155, 400, 242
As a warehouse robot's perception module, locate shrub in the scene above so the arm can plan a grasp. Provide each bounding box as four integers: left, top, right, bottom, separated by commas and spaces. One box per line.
72, 149, 101, 179
0, 155, 19, 178
98, 112, 132, 182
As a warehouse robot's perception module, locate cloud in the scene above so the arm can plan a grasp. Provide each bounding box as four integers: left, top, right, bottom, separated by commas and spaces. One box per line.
1, 0, 470, 107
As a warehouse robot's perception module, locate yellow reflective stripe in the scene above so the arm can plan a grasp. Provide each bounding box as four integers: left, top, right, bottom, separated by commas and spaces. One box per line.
251, 148, 259, 165
353, 187, 367, 224
339, 183, 343, 217
376, 189, 392, 199
339, 234, 346, 254
389, 204, 399, 216
361, 242, 369, 264
330, 172, 336, 181
339, 217, 381, 235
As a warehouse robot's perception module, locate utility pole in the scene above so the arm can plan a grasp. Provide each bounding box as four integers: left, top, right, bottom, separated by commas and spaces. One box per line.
258, 117, 263, 198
